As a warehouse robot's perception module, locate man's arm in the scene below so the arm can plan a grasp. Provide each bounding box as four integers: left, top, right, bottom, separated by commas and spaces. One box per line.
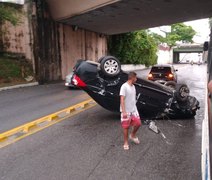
120, 95, 127, 117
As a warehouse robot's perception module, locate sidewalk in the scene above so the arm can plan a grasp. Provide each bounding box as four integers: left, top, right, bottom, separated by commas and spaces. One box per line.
0, 82, 39, 92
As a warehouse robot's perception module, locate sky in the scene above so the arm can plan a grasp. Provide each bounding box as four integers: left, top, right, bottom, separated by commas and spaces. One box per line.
150, 18, 210, 44
0, 0, 24, 5
184, 18, 210, 43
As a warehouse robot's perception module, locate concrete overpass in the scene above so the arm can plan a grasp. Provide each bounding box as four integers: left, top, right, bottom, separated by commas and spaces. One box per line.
47, 0, 212, 35
173, 44, 204, 63
173, 44, 204, 53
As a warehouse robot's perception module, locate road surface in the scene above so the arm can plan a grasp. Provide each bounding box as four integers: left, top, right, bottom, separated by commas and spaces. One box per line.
0, 84, 89, 133
0, 68, 149, 133
0, 64, 206, 180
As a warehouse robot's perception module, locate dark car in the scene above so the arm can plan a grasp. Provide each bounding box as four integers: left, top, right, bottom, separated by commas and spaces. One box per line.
148, 64, 178, 83
71, 56, 199, 119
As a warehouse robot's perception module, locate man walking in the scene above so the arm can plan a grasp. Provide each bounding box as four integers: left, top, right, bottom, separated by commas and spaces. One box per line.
120, 72, 141, 150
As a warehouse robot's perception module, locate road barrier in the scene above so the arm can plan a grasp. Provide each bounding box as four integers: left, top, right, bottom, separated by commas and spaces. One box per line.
0, 99, 96, 148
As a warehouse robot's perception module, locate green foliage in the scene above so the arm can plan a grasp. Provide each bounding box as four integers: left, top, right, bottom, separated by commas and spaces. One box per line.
0, 56, 21, 79
168, 23, 196, 45
108, 30, 158, 66
0, 3, 22, 25
149, 32, 166, 45
151, 23, 196, 46
0, 54, 33, 80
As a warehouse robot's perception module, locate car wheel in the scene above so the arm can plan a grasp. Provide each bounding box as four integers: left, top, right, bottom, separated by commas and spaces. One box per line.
100, 56, 121, 77
175, 84, 190, 102
164, 81, 176, 89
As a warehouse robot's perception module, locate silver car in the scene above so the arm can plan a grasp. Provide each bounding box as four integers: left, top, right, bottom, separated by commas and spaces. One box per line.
65, 72, 75, 88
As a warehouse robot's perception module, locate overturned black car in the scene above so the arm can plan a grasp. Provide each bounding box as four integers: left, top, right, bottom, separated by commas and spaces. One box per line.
71, 56, 200, 119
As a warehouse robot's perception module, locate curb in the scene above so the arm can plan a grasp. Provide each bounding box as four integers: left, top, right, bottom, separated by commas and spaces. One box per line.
0, 82, 39, 92
0, 98, 96, 148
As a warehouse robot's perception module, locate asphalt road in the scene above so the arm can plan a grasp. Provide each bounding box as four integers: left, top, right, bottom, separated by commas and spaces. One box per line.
0, 68, 149, 133
0, 84, 89, 133
0, 64, 206, 180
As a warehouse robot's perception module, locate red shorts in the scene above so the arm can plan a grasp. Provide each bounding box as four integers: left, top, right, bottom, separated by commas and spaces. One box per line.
121, 112, 141, 129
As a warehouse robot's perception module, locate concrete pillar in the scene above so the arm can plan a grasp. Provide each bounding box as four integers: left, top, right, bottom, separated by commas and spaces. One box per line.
173, 52, 179, 63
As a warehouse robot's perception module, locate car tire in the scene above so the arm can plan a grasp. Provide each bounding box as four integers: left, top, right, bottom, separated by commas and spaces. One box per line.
98, 56, 105, 63
100, 56, 121, 77
164, 81, 176, 89
175, 84, 190, 102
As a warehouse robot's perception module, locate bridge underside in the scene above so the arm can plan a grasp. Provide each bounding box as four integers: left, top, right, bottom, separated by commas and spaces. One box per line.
173, 51, 203, 63
54, 0, 212, 35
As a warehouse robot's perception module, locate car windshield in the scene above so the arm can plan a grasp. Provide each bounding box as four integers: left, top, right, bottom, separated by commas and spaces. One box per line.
151, 67, 171, 73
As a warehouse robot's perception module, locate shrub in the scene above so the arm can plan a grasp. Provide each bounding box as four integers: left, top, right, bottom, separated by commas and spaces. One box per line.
108, 30, 158, 67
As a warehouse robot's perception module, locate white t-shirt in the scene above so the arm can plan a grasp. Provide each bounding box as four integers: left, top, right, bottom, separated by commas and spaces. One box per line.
120, 82, 138, 113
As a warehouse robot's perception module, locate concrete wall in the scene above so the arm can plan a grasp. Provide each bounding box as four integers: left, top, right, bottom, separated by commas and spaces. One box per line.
0, 0, 107, 82
59, 25, 107, 79
121, 64, 146, 72
1, 3, 34, 65
157, 44, 172, 64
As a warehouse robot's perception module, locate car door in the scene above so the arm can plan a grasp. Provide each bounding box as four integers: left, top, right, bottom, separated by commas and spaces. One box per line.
135, 78, 173, 118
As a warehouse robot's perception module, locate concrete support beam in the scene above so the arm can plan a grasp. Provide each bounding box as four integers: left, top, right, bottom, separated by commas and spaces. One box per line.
47, 0, 212, 35
173, 45, 204, 53
46, 0, 120, 20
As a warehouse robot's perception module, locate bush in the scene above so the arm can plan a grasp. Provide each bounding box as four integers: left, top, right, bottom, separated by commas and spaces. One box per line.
108, 30, 158, 67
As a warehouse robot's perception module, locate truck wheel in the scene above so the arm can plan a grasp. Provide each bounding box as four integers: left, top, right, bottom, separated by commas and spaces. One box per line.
100, 56, 121, 77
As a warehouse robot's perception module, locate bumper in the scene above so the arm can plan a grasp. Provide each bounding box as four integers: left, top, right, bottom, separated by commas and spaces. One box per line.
65, 82, 75, 87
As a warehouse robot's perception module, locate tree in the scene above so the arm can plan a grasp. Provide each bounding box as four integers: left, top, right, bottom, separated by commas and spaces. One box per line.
108, 30, 158, 66
150, 23, 196, 46
168, 23, 196, 45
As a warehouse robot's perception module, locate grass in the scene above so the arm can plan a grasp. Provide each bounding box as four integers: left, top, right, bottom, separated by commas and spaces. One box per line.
0, 57, 21, 78
0, 54, 34, 87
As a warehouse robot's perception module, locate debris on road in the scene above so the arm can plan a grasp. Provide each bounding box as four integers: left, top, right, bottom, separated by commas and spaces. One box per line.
149, 121, 159, 134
